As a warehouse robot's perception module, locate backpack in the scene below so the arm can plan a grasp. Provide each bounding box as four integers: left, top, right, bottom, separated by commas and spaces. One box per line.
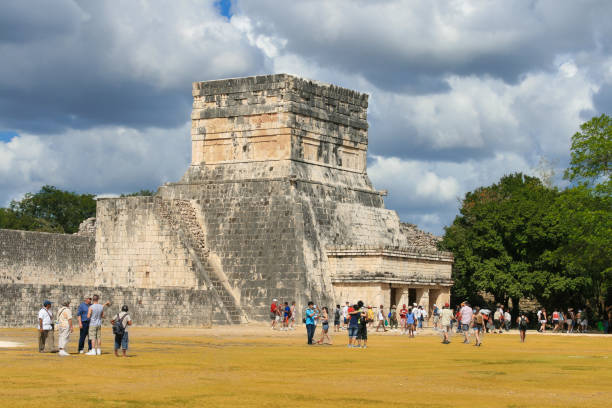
112, 313, 128, 336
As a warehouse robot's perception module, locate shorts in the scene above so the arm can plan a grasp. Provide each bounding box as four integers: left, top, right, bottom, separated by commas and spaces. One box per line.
270, 312, 276, 320
442, 324, 451, 332
357, 326, 367, 340
344, 317, 348, 324
519, 325, 527, 331
322, 323, 329, 332
89, 325, 102, 340
348, 326, 358, 338
474, 323, 483, 332
334, 320, 340, 326
275, 315, 281, 322
494, 320, 501, 329
114, 331, 129, 350
433, 316, 439, 323
461, 323, 470, 332
552, 319, 559, 325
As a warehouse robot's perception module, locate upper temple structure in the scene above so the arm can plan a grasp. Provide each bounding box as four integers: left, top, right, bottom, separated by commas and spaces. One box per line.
0, 74, 452, 326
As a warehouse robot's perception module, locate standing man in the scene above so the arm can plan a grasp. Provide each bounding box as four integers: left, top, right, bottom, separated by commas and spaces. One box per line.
389, 305, 398, 330
504, 309, 512, 331
57, 300, 73, 357
376, 305, 387, 332
440, 302, 454, 344
37, 300, 54, 353
432, 304, 440, 329
305, 301, 317, 345
460, 301, 473, 344
421, 305, 428, 329
77, 296, 92, 354
289, 301, 297, 330
111, 305, 132, 357
86, 294, 106, 356
342, 302, 350, 330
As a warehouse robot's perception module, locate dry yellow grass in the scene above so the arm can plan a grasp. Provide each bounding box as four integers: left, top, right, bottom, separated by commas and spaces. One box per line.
1, 326, 611, 407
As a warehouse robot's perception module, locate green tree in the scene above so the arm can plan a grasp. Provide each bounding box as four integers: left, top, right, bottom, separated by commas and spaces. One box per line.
564, 113, 611, 194
0, 186, 96, 233
549, 186, 612, 316
440, 174, 575, 315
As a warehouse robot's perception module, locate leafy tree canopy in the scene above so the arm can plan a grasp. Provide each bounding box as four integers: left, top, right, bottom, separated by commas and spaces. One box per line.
0, 186, 96, 234
564, 113, 611, 194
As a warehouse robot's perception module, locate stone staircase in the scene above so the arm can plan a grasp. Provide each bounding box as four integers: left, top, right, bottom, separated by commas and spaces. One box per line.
157, 198, 244, 324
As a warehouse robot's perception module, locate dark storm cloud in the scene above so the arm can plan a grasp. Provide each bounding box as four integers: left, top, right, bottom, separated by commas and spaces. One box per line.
237, 0, 612, 93
0, 1, 266, 134
593, 83, 612, 115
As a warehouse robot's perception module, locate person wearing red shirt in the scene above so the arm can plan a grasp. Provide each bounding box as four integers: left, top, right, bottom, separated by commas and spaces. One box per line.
399, 304, 408, 335
270, 299, 278, 329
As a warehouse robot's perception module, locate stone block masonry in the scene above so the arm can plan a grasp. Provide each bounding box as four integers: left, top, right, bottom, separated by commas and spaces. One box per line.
0, 229, 94, 285
0, 284, 212, 328
1, 74, 453, 326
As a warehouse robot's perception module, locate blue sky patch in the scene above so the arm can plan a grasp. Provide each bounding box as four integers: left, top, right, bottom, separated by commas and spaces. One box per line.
215, 0, 232, 19
0, 131, 18, 143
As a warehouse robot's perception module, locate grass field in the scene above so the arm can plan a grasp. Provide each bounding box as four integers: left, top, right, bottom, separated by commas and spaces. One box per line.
1, 326, 611, 407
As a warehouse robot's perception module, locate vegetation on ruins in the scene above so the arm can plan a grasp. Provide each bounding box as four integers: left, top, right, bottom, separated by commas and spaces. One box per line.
441, 114, 611, 319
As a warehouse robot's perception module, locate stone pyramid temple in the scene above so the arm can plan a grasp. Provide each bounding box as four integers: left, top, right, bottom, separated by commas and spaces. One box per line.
1, 74, 452, 326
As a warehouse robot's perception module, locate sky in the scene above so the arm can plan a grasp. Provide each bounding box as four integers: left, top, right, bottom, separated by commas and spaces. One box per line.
1, 0, 611, 235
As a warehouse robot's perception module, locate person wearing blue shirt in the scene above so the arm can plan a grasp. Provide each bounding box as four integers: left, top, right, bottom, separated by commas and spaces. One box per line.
305, 302, 318, 345
406, 307, 416, 338
77, 296, 92, 353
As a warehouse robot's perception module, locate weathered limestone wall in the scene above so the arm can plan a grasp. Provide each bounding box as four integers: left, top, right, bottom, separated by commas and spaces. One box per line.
95, 197, 198, 289
0, 284, 212, 328
0, 229, 94, 285
155, 74, 454, 322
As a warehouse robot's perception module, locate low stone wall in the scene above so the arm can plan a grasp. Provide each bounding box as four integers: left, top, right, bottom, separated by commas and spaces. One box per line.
0, 284, 212, 328
0, 229, 94, 285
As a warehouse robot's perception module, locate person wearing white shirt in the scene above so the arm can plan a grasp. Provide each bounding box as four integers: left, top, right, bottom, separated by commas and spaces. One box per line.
38, 300, 54, 353
342, 302, 349, 330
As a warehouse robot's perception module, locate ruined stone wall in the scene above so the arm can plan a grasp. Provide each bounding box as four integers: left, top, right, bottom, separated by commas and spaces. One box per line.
0, 229, 94, 285
95, 197, 198, 289
0, 284, 212, 328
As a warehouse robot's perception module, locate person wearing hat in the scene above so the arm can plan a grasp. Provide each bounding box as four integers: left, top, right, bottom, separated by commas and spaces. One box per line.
111, 305, 132, 357
440, 302, 454, 344
56, 300, 73, 356
37, 300, 54, 353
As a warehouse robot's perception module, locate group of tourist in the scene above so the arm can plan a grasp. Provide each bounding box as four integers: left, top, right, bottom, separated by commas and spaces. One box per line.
295, 298, 605, 347
37, 295, 132, 357
269, 299, 297, 331
536, 307, 589, 333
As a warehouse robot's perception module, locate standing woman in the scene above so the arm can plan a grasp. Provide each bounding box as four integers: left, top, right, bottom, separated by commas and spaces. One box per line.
517, 312, 529, 342
538, 308, 547, 332
316, 307, 332, 344
472, 307, 484, 347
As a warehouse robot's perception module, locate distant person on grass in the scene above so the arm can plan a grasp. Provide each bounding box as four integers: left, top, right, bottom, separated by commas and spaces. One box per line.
38, 300, 54, 353
406, 307, 416, 338
289, 301, 296, 330
399, 304, 408, 335
440, 302, 454, 344
111, 305, 132, 357
334, 304, 341, 332
347, 304, 360, 347
376, 305, 387, 332
517, 312, 529, 343
356, 301, 368, 348
305, 302, 318, 345
342, 302, 349, 330
316, 306, 332, 345
472, 307, 484, 347
282, 302, 290, 331
86, 294, 109, 355
460, 302, 473, 344
270, 299, 278, 329
389, 305, 398, 330
57, 300, 73, 357
77, 296, 92, 353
